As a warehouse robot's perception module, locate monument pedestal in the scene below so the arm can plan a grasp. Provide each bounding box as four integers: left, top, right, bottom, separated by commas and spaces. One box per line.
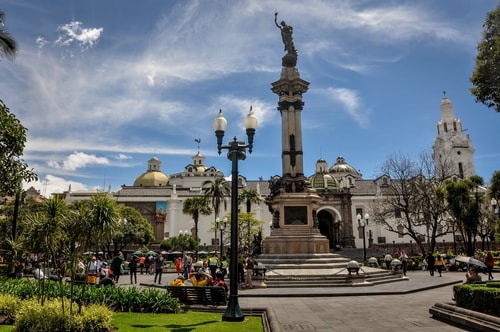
263, 192, 329, 254
262, 227, 329, 254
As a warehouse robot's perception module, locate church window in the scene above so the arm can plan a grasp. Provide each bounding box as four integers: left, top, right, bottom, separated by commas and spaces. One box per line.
444, 123, 448, 132
458, 163, 464, 179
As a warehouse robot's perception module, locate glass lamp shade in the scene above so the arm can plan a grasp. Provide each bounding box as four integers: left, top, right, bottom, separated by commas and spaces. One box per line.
213, 109, 228, 132
243, 106, 258, 130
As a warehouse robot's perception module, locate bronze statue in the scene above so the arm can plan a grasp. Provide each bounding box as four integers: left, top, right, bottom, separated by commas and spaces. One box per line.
275, 12, 297, 57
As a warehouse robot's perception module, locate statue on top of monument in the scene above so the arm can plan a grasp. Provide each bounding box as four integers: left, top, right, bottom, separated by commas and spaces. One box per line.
274, 12, 297, 58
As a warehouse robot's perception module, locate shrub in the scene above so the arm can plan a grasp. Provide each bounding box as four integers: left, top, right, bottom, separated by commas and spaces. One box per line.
0, 293, 21, 324
454, 283, 500, 315
0, 278, 180, 314
14, 298, 112, 332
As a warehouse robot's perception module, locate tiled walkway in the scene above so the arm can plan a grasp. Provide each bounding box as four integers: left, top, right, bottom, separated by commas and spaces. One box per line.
124, 269, 471, 331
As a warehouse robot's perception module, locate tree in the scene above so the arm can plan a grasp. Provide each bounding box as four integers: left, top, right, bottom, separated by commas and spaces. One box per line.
470, 4, 500, 113
215, 212, 263, 249
0, 100, 38, 197
488, 171, 500, 241
23, 196, 67, 263
444, 176, 484, 256
160, 233, 198, 252
202, 178, 230, 242
0, 11, 17, 60
371, 151, 451, 255
0, 100, 37, 275
489, 171, 500, 201
77, 194, 119, 254
238, 189, 262, 244
182, 196, 211, 240
109, 205, 155, 253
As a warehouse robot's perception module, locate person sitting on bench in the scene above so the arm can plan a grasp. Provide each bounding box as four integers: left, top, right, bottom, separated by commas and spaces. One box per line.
189, 271, 212, 286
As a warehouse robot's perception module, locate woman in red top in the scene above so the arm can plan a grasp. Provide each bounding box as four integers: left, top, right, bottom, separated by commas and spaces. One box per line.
485, 251, 495, 280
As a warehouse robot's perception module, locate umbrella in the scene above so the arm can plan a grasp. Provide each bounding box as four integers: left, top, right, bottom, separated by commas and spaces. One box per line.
197, 250, 208, 255
454, 256, 486, 268
145, 251, 157, 255
169, 251, 182, 255
133, 250, 143, 255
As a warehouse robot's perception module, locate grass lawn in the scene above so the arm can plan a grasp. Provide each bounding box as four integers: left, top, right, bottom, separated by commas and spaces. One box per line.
0, 311, 264, 332
112, 311, 264, 332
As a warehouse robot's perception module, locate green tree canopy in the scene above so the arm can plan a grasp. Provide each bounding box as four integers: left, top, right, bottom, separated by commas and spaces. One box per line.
444, 176, 484, 256
470, 4, 500, 113
0, 100, 37, 196
109, 205, 155, 253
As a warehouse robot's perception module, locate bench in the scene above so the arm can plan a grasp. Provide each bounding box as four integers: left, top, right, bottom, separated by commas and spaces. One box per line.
166, 286, 227, 306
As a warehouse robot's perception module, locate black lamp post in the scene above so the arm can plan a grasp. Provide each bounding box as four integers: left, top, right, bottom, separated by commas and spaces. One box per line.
213, 107, 257, 322
216, 217, 227, 260
356, 213, 369, 263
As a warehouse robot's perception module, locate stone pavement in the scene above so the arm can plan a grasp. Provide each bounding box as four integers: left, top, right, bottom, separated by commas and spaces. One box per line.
119, 269, 471, 332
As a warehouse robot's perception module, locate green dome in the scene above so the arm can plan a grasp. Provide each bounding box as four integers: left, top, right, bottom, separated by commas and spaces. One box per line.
310, 172, 339, 189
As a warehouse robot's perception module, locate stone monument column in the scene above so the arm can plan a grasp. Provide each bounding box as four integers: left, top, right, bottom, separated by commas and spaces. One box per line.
262, 14, 329, 255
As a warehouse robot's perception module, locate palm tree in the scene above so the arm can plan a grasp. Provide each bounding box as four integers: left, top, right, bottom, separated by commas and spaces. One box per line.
202, 178, 231, 243
182, 197, 212, 240
84, 194, 119, 254
0, 11, 17, 60
238, 189, 263, 244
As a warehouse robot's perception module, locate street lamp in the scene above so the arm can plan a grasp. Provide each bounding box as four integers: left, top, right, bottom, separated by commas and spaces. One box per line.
213, 107, 257, 322
216, 217, 228, 259
356, 213, 369, 263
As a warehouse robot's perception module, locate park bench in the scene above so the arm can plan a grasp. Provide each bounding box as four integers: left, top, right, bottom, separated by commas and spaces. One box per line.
166, 286, 227, 307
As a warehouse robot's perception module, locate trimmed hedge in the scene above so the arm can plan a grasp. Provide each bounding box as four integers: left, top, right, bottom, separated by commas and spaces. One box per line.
454, 281, 500, 315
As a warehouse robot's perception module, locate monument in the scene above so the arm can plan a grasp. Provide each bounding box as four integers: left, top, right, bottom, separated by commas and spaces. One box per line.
256, 15, 406, 287
261, 13, 330, 255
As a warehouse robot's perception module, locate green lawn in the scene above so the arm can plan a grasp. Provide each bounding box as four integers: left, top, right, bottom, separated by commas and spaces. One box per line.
0, 311, 264, 332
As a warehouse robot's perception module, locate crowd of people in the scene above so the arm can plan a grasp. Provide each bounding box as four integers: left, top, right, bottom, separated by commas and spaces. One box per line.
168, 251, 258, 291
374, 249, 497, 283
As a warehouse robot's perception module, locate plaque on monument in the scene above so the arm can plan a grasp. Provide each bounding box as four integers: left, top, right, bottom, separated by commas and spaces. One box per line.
284, 206, 307, 225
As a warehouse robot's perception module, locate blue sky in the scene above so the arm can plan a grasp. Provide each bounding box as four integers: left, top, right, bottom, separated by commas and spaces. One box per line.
1, 0, 499, 196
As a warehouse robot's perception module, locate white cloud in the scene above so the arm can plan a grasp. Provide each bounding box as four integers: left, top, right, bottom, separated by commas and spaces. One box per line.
322, 87, 370, 128
55, 21, 103, 50
48, 152, 110, 171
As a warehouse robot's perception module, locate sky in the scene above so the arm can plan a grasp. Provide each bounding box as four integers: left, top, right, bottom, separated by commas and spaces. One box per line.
1, 0, 499, 197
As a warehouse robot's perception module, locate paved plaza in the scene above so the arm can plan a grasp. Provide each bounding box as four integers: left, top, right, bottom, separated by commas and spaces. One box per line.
120, 268, 472, 331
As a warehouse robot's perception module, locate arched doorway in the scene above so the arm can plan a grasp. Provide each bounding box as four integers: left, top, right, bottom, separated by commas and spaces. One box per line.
317, 209, 341, 250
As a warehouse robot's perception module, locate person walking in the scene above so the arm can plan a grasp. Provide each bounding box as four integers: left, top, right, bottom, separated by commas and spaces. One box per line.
182, 252, 192, 279
129, 254, 138, 284
435, 255, 444, 277
400, 250, 408, 276
485, 251, 495, 280
244, 255, 255, 289
110, 252, 124, 283
426, 253, 436, 277
153, 253, 164, 284
139, 255, 146, 275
